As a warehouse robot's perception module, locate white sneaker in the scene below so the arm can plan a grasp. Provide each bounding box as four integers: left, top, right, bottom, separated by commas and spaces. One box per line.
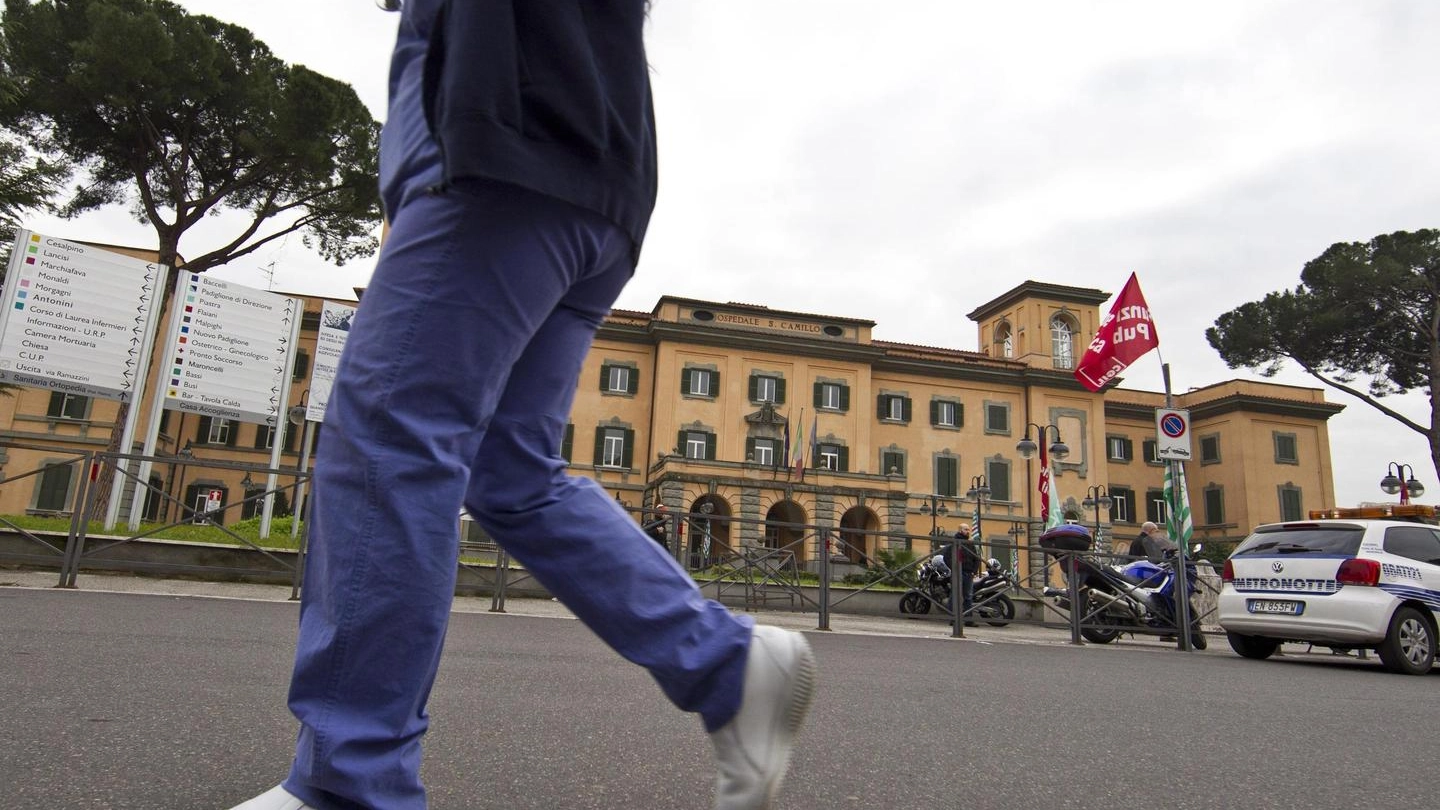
710, 625, 818, 810
227, 784, 314, 810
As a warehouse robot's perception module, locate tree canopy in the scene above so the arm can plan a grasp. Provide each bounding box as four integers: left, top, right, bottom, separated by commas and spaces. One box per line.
1207, 229, 1440, 475
0, 71, 65, 245
0, 0, 382, 274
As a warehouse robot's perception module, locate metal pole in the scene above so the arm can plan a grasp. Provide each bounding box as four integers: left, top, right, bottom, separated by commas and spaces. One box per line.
57, 454, 95, 589
951, 538, 964, 638
1065, 552, 1083, 645
1163, 362, 1194, 652
291, 419, 315, 540
817, 531, 831, 631
490, 547, 510, 613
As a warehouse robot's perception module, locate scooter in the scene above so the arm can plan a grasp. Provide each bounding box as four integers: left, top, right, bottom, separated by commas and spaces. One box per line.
970, 558, 1015, 627
1039, 523, 1207, 648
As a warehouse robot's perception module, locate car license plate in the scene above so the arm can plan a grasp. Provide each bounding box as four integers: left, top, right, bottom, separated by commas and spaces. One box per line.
1248, 599, 1303, 615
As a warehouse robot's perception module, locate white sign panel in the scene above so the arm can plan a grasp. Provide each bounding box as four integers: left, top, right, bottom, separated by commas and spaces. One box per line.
306, 300, 355, 423
1155, 408, 1192, 461
162, 273, 301, 425
0, 230, 165, 400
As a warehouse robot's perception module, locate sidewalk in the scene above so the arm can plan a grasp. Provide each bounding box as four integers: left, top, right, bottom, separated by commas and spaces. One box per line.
0, 567, 1210, 650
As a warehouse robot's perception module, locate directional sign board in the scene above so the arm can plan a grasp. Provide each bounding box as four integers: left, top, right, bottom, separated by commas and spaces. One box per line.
306, 300, 356, 423
0, 230, 165, 400
162, 273, 301, 425
1155, 408, 1192, 461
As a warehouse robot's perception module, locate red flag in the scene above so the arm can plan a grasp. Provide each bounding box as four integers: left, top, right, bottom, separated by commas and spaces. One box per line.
1073, 272, 1160, 392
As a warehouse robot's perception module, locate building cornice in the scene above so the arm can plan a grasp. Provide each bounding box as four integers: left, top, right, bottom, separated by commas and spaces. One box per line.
1105, 393, 1346, 422
966, 280, 1111, 322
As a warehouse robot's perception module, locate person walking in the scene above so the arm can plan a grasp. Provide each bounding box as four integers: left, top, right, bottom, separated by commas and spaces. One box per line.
229, 3, 815, 809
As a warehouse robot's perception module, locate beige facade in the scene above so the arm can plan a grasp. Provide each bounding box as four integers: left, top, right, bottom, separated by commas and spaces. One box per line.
0, 268, 1343, 571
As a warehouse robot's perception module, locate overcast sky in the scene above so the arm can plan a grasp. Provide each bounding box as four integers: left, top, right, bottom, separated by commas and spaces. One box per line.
23, 1, 1440, 510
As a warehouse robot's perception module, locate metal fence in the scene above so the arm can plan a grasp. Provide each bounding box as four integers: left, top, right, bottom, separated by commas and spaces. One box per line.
0, 440, 1223, 644
0, 441, 311, 595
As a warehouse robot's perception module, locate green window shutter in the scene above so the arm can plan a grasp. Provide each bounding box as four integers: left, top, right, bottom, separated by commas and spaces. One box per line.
561, 423, 574, 462
36, 464, 73, 511
711, 370, 720, 395
955, 404, 965, 428
877, 394, 887, 416
839, 385, 850, 411
677, 430, 688, 457
593, 428, 606, 465
775, 377, 786, 404
705, 433, 717, 460
748, 374, 759, 400
226, 421, 238, 447
197, 416, 212, 443
627, 367, 638, 395
987, 460, 1011, 501
745, 436, 756, 460
937, 457, 958, 496
621, 428, 634, 468
813, 382, 823, 408
929, 400, 940, 425
838, 446, 849, 472
293, 349, 310, 381
901, 397, 912, 422
681, 368, 692, 394
599, 364, 610, 391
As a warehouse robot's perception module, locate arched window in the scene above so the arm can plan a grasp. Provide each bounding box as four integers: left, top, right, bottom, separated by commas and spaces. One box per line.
994, 322, 1013, 358
1050, 313, 1077, 370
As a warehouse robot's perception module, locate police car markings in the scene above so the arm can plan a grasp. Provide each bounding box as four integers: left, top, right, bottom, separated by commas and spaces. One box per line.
1378, 584, 1440, 611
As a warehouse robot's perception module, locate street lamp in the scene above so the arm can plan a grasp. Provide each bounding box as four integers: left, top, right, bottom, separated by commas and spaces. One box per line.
919, 494, 950, 545
1380, 462, 1425, 504
1015, 423, 1070, 462
966, 475, 991, 541
1080, 485, 1112, 545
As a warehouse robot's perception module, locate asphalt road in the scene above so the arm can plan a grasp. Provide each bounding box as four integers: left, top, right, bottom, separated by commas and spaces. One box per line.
3, 585, 1436, 809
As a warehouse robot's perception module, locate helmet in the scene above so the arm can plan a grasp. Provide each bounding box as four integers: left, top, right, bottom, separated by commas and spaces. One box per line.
987, 558, 1002, 574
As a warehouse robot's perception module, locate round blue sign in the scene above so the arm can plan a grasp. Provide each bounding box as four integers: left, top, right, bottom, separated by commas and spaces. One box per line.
1160, 413, 1186, 438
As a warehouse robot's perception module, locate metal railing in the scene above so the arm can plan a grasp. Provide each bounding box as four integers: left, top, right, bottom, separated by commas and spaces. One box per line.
0, 441, 1222, 646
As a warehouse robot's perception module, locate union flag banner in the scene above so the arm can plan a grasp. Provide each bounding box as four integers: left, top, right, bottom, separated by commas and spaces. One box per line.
1073, 272, 1160, 392
1038, 441, 1063, 531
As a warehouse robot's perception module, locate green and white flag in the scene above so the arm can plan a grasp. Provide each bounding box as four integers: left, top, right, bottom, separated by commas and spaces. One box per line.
1164, 461, 1194, 555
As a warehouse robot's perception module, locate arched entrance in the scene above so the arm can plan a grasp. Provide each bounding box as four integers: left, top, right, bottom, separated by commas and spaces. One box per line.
837, 505, 881, 565
687, 494, 731, 568
763, 500, 807, 560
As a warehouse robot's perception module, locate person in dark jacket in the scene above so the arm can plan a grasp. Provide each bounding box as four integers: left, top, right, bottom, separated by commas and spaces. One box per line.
230, 4, 814, 809
1129, 521, 1177, 562
955, 525, 982, 624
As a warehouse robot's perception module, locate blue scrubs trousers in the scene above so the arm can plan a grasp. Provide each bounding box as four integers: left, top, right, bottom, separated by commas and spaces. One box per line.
279, 178, 752, 810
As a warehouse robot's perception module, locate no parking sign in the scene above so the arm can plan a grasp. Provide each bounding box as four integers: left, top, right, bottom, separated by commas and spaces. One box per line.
1155, 408, 1191, 460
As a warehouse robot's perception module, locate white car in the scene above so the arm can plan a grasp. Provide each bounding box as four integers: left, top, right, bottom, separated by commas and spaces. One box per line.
1217, 508, 1440, 675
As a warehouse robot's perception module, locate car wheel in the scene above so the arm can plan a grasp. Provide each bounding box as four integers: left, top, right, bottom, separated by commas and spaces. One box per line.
1378, 606, 1435, 676
1226, 631, 1280, 660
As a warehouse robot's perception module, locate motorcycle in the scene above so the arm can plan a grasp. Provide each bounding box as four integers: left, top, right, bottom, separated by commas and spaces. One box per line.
898, 556, 1015, 627
1038, 523, 1208, 649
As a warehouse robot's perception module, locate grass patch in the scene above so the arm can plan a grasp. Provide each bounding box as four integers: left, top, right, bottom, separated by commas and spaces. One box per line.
0, 513, 306, 550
